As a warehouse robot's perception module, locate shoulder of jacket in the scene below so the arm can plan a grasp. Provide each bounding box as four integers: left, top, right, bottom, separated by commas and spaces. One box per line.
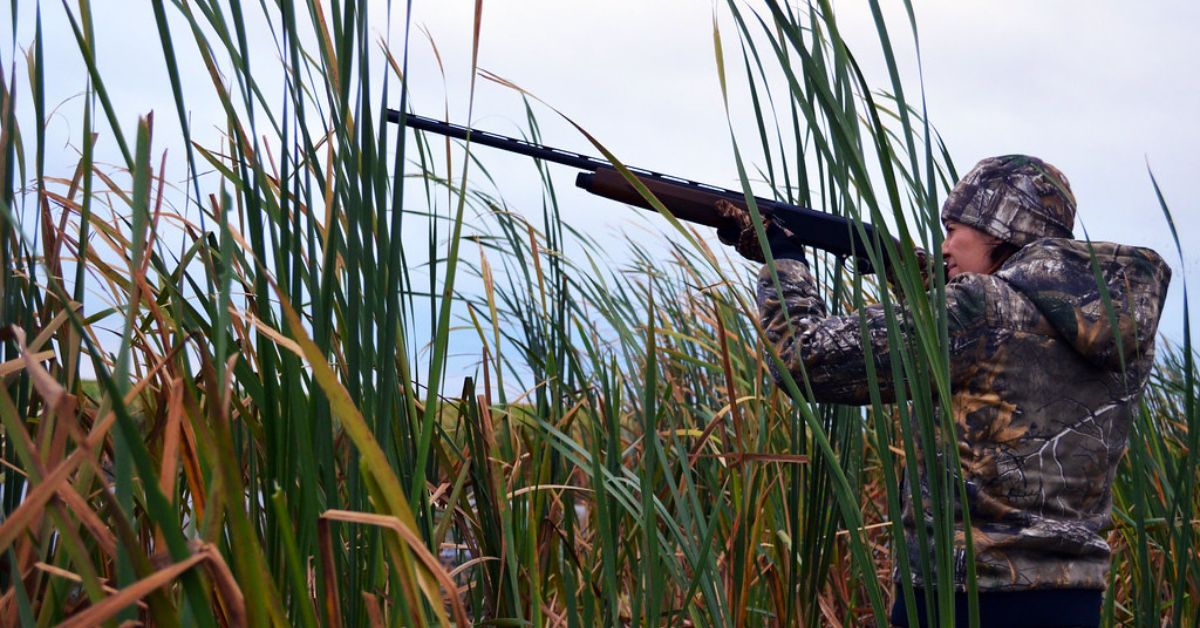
1005, 237, 1171, 285
756, 258, 813, 288
945, 272, 1048, 334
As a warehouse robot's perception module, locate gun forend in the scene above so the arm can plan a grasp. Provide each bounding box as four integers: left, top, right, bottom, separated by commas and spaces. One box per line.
575, 168, 736, 230
575, 167, 886, 273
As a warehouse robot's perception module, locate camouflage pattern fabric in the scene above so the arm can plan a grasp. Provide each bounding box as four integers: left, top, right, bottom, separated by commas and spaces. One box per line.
756, 239, 1170, 592
942, 156, 1076, 248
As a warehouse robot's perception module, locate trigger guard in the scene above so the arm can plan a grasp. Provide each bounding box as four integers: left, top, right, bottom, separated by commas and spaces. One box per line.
839, 255, 875, 275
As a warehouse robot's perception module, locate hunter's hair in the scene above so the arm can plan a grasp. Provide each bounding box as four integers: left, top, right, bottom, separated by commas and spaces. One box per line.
990, 241, 1022, 268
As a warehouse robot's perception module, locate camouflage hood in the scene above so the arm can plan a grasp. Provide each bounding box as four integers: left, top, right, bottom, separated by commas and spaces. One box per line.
996, 238, 1171, 373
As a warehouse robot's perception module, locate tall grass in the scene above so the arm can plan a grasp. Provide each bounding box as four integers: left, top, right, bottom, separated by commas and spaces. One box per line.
0, 0, 1195, 626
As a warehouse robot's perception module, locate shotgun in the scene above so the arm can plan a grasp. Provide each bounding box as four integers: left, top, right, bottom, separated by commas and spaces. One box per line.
387, 109, 891, 273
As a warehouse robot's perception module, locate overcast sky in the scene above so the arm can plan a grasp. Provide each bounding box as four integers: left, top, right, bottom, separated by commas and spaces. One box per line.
5, 0, 1197, 346
401, 0, 1199, 342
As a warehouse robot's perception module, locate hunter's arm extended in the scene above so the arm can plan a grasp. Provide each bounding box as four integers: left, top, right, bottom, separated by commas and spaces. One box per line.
757, 259, 987, 405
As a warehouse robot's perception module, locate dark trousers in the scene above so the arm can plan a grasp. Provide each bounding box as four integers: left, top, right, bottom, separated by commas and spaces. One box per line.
889, 588, 1102, 628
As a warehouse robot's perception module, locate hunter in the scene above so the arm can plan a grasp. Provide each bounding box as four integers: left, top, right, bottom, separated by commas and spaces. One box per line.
717, 155, 1171, 627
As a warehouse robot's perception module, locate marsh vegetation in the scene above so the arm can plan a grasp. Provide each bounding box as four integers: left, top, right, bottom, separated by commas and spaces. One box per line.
0, 1, 1195, 625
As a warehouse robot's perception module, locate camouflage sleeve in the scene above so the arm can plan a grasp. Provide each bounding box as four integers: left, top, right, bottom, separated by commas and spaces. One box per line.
756, 258, 988, 405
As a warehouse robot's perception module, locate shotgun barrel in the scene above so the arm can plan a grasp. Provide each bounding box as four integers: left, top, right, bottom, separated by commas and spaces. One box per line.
387, 109, 889, 273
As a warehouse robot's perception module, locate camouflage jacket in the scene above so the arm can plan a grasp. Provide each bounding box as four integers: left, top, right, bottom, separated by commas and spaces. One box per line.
757, 239, 1170, 591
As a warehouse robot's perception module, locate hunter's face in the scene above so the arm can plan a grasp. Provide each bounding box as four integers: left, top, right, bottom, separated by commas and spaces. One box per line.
942, 221, 1001, 279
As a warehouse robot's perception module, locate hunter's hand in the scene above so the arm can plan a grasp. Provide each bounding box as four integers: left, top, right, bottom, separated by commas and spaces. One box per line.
714, 199, 805, 264
885, 247, 932, 294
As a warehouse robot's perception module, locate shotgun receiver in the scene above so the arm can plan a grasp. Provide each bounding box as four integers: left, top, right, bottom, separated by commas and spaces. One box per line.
387, 110, 890, 274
